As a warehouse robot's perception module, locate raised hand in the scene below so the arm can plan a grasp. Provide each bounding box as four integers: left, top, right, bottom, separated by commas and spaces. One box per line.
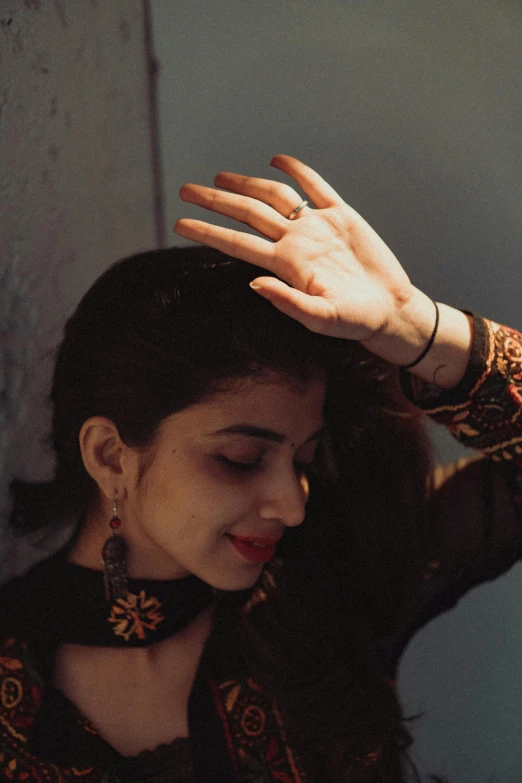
175, 155, 471, 385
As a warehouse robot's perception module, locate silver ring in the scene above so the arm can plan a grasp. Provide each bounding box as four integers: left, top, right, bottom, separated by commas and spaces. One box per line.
287, 200, 308, 220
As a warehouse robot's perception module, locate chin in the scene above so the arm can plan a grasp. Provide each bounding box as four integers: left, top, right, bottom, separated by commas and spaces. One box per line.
206, 566, 263, 592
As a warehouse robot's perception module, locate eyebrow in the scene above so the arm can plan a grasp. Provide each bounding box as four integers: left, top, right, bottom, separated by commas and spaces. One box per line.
207, 424, 325, 444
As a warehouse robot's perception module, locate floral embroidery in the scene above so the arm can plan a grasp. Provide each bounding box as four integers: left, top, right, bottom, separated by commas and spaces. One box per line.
0, 640, 38, 747
240, 704, 266, 737
213, 677, 308, 782
423, 323, 522, 453
0, 640, 100, 781
107, 590, 164, 641
1, 677, 23, 711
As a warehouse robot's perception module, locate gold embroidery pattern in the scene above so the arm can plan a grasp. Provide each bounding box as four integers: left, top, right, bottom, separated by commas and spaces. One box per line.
216, 677, 308, 782
240, 704, 266, 737
426, 321, 522, 462
107, 590, 164, 641
1, 677, 23, 710
0, 639, 104, 779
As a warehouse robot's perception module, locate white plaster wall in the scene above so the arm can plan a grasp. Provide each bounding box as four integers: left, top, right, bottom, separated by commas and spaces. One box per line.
0, 1, 159, 582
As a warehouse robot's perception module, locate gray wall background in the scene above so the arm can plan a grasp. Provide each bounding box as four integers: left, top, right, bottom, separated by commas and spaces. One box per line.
151, 1, 521, 780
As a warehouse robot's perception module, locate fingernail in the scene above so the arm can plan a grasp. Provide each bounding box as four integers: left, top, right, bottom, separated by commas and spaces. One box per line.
249, 281, 261, 291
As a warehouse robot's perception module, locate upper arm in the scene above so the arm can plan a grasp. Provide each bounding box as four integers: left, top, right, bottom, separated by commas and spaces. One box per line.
428, 456, 522, 576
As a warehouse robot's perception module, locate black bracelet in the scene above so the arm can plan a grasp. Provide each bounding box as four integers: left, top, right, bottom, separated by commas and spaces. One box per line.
401, 300, 440, 370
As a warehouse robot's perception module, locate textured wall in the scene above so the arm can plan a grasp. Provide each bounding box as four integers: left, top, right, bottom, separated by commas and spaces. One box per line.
0, 1, 160, 581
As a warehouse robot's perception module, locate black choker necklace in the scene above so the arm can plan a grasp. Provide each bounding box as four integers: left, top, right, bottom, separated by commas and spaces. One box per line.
13, 550, 216, 648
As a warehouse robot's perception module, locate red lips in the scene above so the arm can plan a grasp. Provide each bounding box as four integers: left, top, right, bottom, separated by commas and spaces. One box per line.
227, 534, 280, 564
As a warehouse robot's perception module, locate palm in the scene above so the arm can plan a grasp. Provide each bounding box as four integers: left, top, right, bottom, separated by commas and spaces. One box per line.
271, 210, 412, 340
174, 155, 413, 342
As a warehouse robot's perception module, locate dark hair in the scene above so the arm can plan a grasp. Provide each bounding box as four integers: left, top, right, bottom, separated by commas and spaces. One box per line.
10, 246, 432, 781
10, 246, 344, 532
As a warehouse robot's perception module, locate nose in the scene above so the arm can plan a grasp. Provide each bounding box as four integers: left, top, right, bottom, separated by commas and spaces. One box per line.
257, 469, 309, 528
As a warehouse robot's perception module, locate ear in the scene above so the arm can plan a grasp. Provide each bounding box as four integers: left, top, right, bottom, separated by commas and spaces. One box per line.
79, 417, 135, 502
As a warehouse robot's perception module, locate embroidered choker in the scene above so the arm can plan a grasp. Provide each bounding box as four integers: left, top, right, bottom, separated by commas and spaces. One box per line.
13, 551, 216, 648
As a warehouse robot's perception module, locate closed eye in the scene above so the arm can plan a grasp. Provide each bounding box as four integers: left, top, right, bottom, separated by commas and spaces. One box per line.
216, 456, 316, 477
216, 456, 264, 474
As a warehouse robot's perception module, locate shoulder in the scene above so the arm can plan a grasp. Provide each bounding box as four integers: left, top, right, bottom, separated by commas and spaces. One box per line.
0, 636, 43, 767
428, 455, 522, 570
0, 635, 100, 781
0, 636, 38, 717
0, 636, 33, 705
0, 563, 54, 736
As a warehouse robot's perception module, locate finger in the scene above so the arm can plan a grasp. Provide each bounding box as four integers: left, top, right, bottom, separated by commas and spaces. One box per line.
270, 155, 342, 209
179, 184, 287, 241
250, 276, 335, 335
214, 172, 310, 219
173, 219, 278, 270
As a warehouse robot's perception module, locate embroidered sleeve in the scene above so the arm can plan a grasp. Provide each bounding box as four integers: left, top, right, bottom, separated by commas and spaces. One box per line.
402, 316, 522, 457
401, 315, 522, 509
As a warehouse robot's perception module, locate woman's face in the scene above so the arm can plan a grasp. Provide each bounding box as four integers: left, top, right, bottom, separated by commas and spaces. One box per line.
122, 374, 326, 589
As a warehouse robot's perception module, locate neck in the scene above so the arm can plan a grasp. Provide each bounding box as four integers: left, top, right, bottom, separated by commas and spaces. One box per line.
56, 602, 215, 665
26, 547, 217, 648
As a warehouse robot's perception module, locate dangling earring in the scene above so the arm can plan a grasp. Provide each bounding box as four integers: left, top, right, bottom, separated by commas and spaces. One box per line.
101, 491, 128, 601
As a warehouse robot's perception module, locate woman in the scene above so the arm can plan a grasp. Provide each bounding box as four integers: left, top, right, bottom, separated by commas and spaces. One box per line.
1, 156, 521, 782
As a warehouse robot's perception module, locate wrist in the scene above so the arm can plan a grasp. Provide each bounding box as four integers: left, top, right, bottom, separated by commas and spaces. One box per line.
361, 288, 438, 365
361, 288, 472, 388
400, 300, 439, 370
408, 303, 472, 388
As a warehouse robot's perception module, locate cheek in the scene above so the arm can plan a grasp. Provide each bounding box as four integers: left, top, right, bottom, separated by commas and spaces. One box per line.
134, 450, 260, 537
137, 471, 254, 543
